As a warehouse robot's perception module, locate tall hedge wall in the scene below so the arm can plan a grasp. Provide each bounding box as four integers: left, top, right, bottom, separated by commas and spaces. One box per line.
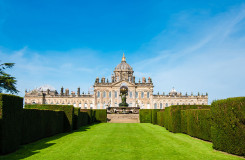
25, 105, 74, 132
166, 105, 210, 133
211, 97, 245, 156
152, 109, 161, 125
157, 111, 164, 127
185, 109, 211, 141
80, 109, 94, 124
139, 109, 152, 123
93, 109, 107, 123
0, 94, 23, 154
78, 111, 89, 126
21, 109, 64, 144
181, 110, 187, 133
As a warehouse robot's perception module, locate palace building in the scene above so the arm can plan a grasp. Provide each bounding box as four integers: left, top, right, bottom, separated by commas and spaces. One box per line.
25, 54, 208, 109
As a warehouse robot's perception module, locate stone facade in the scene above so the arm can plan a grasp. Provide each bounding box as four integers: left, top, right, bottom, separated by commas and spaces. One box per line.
25, 54, 208, 109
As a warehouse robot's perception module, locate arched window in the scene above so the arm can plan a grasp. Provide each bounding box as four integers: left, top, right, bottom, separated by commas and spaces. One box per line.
97, 91, 100, 98
160, 103, 163, 109
154, 103, 157, 109
147, 103, 150, 109
135, 92, 138, 98
103, 91, 106, 98
147, 92, 150, 98
103, 103, 106, 109
141, 92, 144, 98
109, 91, 111, 98
166, 103, 168, 107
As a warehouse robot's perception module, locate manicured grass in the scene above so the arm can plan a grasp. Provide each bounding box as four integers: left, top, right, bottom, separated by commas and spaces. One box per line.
0, 123, 244, 160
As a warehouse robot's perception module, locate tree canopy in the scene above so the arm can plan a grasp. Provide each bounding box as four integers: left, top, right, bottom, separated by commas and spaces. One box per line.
0, 62, 19, 94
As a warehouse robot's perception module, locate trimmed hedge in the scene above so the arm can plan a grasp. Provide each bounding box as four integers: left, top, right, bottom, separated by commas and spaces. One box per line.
181, 110, 187, 133
25, 105, 74, 132
73, 107, 81, 130
157, 111, 164, 127
0, 94, 23, 154
78, 111, 89, 126
165, 105, 210, 133
185, 109, 211, 141
93, 109, 107, 123
21, 109, 64, 144
139, 109, 152, 123
211, 97, 245, 156
80, 109, 94, 124
152, 109, 161, 125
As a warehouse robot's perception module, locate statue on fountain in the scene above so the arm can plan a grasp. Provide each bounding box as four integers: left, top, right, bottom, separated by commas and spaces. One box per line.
119, 85, 129, 107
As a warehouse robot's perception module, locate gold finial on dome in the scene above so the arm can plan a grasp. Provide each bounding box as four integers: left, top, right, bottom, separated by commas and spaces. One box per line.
122, 53, 126, 62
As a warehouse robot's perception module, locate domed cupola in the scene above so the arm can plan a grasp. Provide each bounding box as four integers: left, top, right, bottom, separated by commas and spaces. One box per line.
115, 53, 133, 71
112, 53, 134, 83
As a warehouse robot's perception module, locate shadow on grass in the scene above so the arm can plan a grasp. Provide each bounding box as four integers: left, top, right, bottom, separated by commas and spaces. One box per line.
0, 124, 97, 160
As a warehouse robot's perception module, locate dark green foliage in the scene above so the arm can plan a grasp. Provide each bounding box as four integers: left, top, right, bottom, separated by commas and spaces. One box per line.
78, 111, 89, 126
157, 111, 164, 126
0, 63, 19, 94
181, 110, 187, 133
81, 109, 94, 124
163, 107, 170, 130
93, 109, 107, 123
0, 94, 23, 154
73, 107, 80, 130
139, 109, 152, 123
185, 109, 211, 141
21, 109, 64, 144
25, 105, 74, 132
165, 105, 210, 133
152, 109, 161, 125
211, 97, 245, 156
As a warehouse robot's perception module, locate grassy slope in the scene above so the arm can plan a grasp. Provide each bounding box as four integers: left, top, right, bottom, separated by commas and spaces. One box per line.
0, 123, 243, 160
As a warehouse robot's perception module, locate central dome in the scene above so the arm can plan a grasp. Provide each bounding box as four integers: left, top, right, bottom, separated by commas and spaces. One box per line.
115, 53, 133, 71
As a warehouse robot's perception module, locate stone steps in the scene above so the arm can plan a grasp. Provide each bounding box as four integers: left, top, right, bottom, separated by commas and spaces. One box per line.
107, 114, 139, 123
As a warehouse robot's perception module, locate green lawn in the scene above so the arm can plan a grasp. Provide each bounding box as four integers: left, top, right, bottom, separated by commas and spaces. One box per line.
0, 123, 244, 160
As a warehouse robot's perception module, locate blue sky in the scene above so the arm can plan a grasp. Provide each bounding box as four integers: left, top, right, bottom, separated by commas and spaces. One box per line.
0, 0, 245, 103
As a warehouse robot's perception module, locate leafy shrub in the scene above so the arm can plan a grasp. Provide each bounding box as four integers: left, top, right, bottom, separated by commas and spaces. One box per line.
25, 105, 74, 132
93, 109, 107, 123
185, 109, 211, 141
181, 110, 187, 133
139, 109, 152, 123
21, 109, 64, 144
152, 109, 161, 125
165, 105, 210, 133
0, 94, 23, 154
157, 111, 164, 126
211, 97, 245, 156
80, 109, 94, 124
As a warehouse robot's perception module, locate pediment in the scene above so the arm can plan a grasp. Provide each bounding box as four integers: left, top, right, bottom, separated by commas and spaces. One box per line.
111, 80, 135, 87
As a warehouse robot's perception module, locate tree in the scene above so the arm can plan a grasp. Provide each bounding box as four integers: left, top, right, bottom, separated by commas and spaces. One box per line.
0, 62, 19, 94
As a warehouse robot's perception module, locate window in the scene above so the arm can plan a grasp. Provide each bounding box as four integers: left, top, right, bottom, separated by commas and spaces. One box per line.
109, 91, 111, 98
115, 91, 117, 98
97, 104, 100, 109
103, 91, 106, 98
135, 92, 138, 98
103, 103, 106, 109
147, 103, 150, 109
147, 92, 150, 98
166, 103, 168, 107
97, 91, 100, 98
154, 103, 157, 109
115, 103, 117, 107
85, 103, 87, 109
141, 92, 144, 98
130, 91, 132, 98
160, 103, 163, 109
177, 103, 179, 105
129, 103, 132, 107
